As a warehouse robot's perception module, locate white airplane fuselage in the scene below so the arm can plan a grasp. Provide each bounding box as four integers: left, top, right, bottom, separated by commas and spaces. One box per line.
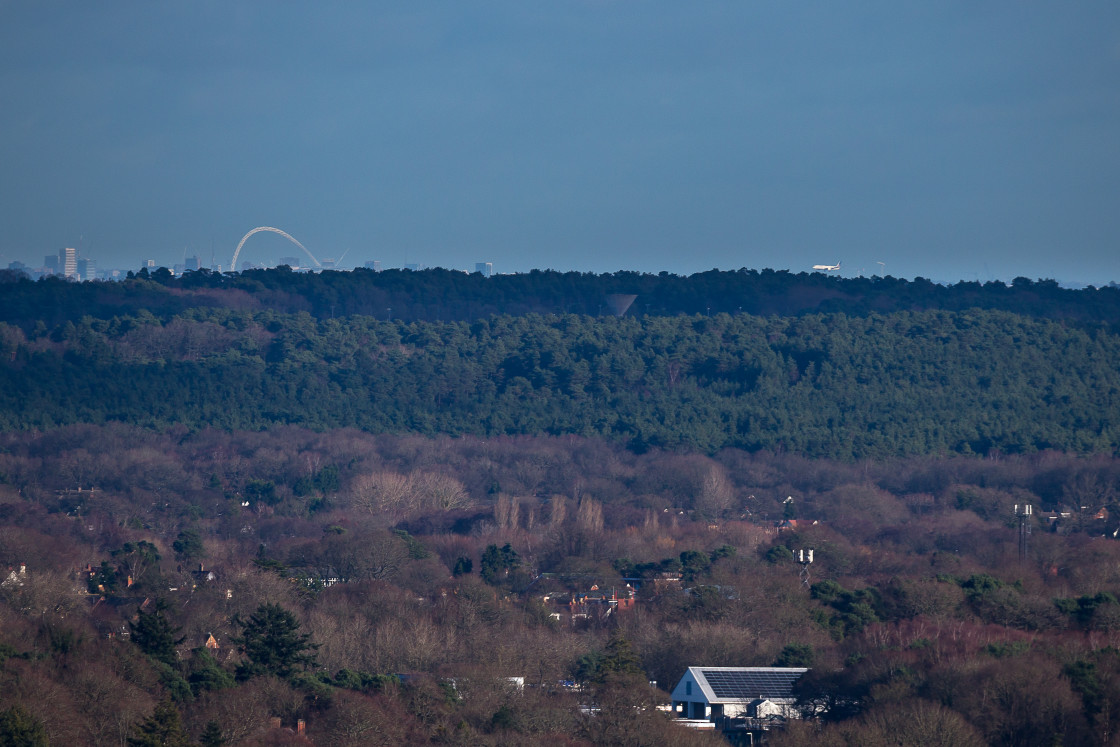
812, 262, 841, 271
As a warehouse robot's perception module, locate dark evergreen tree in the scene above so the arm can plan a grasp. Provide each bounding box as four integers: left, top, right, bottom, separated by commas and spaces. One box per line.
172, 529, 204, 562
678, 550, 711, 583
127, 700, 192, 747
130, 599, 184, 668
188, 649, 235, 695
232, 603, 318, 680
765, 545, 794, 564
594, 629, 645, 683
199, 720, 225, 747
111, 540, 162, 590
0, 705, 48, 747
479, 543, 519, 586
774, 643, 815, 668
452, 556, 473, 576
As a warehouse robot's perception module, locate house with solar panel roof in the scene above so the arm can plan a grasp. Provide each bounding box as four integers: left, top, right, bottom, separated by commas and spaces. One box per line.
670, 666, 808, 722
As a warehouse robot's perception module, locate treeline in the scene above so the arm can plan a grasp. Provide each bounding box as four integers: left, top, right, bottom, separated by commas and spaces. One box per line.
3, 427, 1120, 744
3, 265, 1120, 328
2, 307, 1118, 458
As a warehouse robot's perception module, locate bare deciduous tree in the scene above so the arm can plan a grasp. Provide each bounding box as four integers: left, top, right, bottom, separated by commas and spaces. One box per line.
415, 472, 469, 512
494, 494, 520, 531
350, 470, 468, 516
695, 464, 735, 517
576, 495, 603, 533
549, 495, 567, 526
314, 690, 410, 747
350, 471, 412, 515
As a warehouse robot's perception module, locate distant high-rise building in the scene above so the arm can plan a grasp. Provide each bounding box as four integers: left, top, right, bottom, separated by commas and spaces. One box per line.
185, 256, 202, 271
145, 259, 156, 268
60, 248, 77, 279
364, 261, 382, 272
44, 255, 59, 274
76, 258, 96, 281
475, 262, 493, 277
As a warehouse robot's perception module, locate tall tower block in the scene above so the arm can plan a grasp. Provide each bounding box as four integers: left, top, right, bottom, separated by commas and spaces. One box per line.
60, 248, 77, 279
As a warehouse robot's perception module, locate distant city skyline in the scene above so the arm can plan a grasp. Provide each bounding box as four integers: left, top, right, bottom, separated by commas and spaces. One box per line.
5, 234, 1118, 287
2, 4, 1118, 286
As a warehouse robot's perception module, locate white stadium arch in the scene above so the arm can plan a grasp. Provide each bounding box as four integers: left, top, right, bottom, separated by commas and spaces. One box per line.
231, 227, 321, 271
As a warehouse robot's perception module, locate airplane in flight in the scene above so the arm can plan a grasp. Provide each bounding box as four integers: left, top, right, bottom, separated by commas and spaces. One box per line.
812, 261, 841, 271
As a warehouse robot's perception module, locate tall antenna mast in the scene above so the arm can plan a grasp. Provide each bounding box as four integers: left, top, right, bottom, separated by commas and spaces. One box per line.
797, 548, 814, 588
1014, 504, 1032, 564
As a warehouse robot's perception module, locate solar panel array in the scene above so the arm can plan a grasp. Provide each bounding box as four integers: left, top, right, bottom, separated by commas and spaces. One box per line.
699, 669, 805, 699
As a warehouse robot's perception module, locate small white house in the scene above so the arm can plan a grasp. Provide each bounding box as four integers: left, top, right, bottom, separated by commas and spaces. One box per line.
670, 667, 808, 721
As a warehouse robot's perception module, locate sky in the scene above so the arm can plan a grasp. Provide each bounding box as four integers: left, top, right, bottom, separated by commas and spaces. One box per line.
1, 2, 1118, 284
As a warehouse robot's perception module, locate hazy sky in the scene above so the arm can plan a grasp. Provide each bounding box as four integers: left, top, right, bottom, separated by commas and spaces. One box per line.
2, 2, 1118, 283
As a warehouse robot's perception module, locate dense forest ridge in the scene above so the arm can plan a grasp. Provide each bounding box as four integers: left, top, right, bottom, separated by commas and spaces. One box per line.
2, 268, 1119, 458
3, 265, 1120, 327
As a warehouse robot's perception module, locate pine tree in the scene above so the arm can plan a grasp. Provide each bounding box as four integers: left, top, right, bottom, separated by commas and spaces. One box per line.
199, 720, 225, 747
233, 603, 318, 680
0, 705, 48, 747
130, 598, 184, 668
188, 649, 235, 695
597, 628, 645, 681
128, 700, 192, 747
172, 529, 205, 562
479, 543, 519, 586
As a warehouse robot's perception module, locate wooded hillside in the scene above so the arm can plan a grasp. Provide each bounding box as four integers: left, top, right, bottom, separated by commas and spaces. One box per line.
2, 427, 1120, 745
2, 306, 1117, 458
1, 268, 1119, 745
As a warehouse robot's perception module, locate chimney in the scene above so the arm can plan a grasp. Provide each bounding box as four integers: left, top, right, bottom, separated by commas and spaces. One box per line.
297, 719, 306, 735
270, 717, 281, 730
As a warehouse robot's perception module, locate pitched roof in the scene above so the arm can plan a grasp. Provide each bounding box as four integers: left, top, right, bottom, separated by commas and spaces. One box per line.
681, 667, 808, 703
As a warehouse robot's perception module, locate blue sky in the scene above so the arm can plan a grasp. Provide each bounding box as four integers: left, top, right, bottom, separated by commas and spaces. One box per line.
1, 2, 1118, 283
